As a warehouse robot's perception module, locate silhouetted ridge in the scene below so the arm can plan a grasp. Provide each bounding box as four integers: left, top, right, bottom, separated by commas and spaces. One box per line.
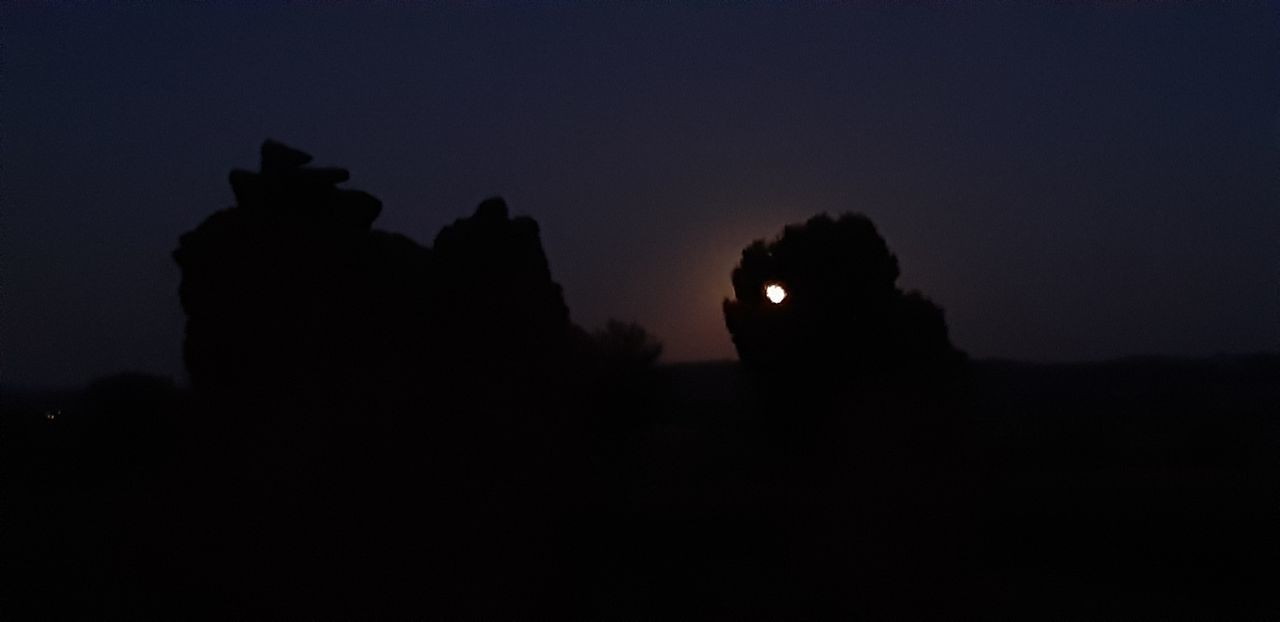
18, 135, 1280, 621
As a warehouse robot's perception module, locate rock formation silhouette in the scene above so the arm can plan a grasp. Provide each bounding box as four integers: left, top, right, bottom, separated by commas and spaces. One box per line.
172, 141, 581, 401
431, 196, 576, 395
168, 140, 662, 617
173, 140, 432, 396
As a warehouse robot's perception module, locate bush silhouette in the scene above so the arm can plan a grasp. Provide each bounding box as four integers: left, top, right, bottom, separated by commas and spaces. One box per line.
582, 319, 665, 420
591, 320, 663, 370
723, 213, 963, 382
77, 373, 180, 476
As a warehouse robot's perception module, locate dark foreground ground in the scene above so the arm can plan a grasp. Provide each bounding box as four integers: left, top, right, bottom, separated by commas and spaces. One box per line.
4, 355, 1279, 618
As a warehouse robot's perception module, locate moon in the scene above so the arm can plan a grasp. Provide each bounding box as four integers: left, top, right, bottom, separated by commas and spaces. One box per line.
764, 283, 787, 304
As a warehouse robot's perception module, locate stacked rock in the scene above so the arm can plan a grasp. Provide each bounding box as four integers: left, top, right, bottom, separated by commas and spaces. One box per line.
228, 141, 381, 231
173, 141, 396, 394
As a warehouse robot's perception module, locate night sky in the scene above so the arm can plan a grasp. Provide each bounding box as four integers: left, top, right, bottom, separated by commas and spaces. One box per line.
4, 3, 1277, 388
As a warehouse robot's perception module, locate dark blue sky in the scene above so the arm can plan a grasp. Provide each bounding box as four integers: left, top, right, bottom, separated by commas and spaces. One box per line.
4, 3, 1278, 388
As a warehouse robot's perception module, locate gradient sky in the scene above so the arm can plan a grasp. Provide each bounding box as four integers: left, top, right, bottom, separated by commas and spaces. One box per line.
4, 3, 1278, 388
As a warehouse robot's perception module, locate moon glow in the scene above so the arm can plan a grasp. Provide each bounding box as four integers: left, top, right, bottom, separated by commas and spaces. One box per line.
765, 283, 787, 304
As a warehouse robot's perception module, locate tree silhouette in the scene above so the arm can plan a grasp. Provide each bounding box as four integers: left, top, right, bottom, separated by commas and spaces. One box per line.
723, 213, 963, 382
